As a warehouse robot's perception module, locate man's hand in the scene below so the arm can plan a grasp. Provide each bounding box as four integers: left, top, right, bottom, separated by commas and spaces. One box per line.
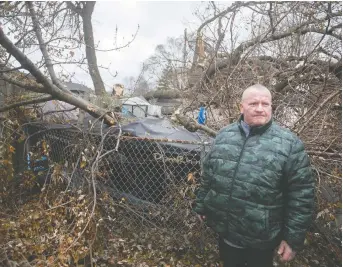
197, 215, 206, 222
278, 240, 296, 262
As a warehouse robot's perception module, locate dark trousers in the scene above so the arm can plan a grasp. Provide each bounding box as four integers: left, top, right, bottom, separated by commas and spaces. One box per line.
219, 238, 274, 267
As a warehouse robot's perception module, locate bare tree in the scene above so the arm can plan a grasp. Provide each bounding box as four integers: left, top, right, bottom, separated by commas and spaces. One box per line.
143, 36, 193, 91
0, 2, 116, 124
0, 1, 139, 115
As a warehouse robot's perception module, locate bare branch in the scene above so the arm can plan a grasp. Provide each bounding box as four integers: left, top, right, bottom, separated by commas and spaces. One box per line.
0, 73, 46, 94
307, 151, 342, 158
65, 1, 81, 15
26, 2, 69, 93
268, 2, 274, 34
0, 66, 23, 73
202, 9, 341, 81
191, 2, 246, 69
93, 25, 140, 52
43, 106, 77, 116
0, 27, 117, 125
297, 89, 341, 135
0, 95, 53, 113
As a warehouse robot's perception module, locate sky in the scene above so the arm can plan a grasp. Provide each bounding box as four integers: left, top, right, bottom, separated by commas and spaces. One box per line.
69, 1, 201, 91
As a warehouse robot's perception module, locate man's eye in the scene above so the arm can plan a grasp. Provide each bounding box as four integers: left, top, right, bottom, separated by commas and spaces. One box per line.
263, 103, 270, 107
250, 103, 257, 106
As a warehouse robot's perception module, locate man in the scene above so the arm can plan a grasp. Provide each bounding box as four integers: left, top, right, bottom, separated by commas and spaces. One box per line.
194, 84, 314, 267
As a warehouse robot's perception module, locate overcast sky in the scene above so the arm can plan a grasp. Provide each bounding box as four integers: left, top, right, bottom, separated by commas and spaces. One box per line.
68, 1, 201, 91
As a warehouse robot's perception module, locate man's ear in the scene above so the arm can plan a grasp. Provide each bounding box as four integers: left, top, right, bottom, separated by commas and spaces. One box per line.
239, 103, 244, 114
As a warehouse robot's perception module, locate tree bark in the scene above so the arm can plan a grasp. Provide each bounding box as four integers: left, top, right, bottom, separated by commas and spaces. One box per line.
81, 1, 106, 96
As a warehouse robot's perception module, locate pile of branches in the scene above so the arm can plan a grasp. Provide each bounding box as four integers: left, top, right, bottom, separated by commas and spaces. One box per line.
0, 108, 219, 267
171, 2, 341, 266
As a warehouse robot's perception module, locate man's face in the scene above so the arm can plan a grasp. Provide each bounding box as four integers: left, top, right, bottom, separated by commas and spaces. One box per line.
240, 89, 272, 126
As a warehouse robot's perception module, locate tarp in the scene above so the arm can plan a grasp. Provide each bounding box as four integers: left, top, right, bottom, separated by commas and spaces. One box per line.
112, 117, 210, 142
107, 117, 213, 151
28, 116, 213, 152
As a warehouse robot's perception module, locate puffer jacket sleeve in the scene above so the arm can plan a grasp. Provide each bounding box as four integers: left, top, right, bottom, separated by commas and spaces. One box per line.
283, 138, 315, 251
193, 151, 213, 215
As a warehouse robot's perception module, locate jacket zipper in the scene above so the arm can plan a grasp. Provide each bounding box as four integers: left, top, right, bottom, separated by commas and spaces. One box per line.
226, 133, 249, 235
229, 134, 249, 199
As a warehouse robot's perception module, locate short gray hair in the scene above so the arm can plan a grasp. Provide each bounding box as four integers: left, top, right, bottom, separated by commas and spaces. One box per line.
241, 84, 272, 102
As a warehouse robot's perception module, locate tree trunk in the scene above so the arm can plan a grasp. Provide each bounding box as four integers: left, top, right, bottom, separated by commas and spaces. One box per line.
82, 1, 106, 96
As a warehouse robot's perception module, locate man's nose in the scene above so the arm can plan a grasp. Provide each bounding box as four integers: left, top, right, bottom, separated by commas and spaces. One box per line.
255, 103, 263, 111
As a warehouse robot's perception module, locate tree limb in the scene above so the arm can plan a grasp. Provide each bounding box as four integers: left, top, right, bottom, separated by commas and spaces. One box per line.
73, 1, 106, 95
26, 2, 68, 93
43, 106, 77, 116
213, 15, 227, 58
0, 95, 53, 112
0, 66, 23, 73
0, 27, 116, 125
191, 1, 248, 70
173, 112, 217, 137
0, 28, 56, 93
0, 73, 46, 94
268, 2, 274, 34
65, 1, 81, 15
202, 10, 341, 81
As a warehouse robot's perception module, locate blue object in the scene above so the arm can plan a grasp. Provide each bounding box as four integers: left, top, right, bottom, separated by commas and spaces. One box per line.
122, 106, 129, 115
27, 152, 31, 170
33, 155, 48, 172
197, 106, 206, 125
27, 154, 49, 172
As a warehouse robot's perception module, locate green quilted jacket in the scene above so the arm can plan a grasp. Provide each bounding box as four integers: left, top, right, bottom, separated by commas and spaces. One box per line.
194, 117, 314, 250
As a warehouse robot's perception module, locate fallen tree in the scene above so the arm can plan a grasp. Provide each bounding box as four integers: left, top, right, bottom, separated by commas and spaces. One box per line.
0, 2, 137, 125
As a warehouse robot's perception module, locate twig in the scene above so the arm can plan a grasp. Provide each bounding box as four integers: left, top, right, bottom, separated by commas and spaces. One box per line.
45, 200, 74, 211
43, 106, 77, 116
307, 151, 341, 158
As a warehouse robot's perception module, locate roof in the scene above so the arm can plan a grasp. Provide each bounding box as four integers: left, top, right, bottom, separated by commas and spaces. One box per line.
64, 82, 92, 93
121, 96, 150, 106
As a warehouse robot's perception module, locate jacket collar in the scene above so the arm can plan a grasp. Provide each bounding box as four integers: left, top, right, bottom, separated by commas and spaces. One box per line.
237, 114, 273, 136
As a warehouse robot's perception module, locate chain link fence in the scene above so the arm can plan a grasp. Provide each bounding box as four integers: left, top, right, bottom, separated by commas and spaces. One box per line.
20, 123, 217, 248
7, 120, 342, 265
